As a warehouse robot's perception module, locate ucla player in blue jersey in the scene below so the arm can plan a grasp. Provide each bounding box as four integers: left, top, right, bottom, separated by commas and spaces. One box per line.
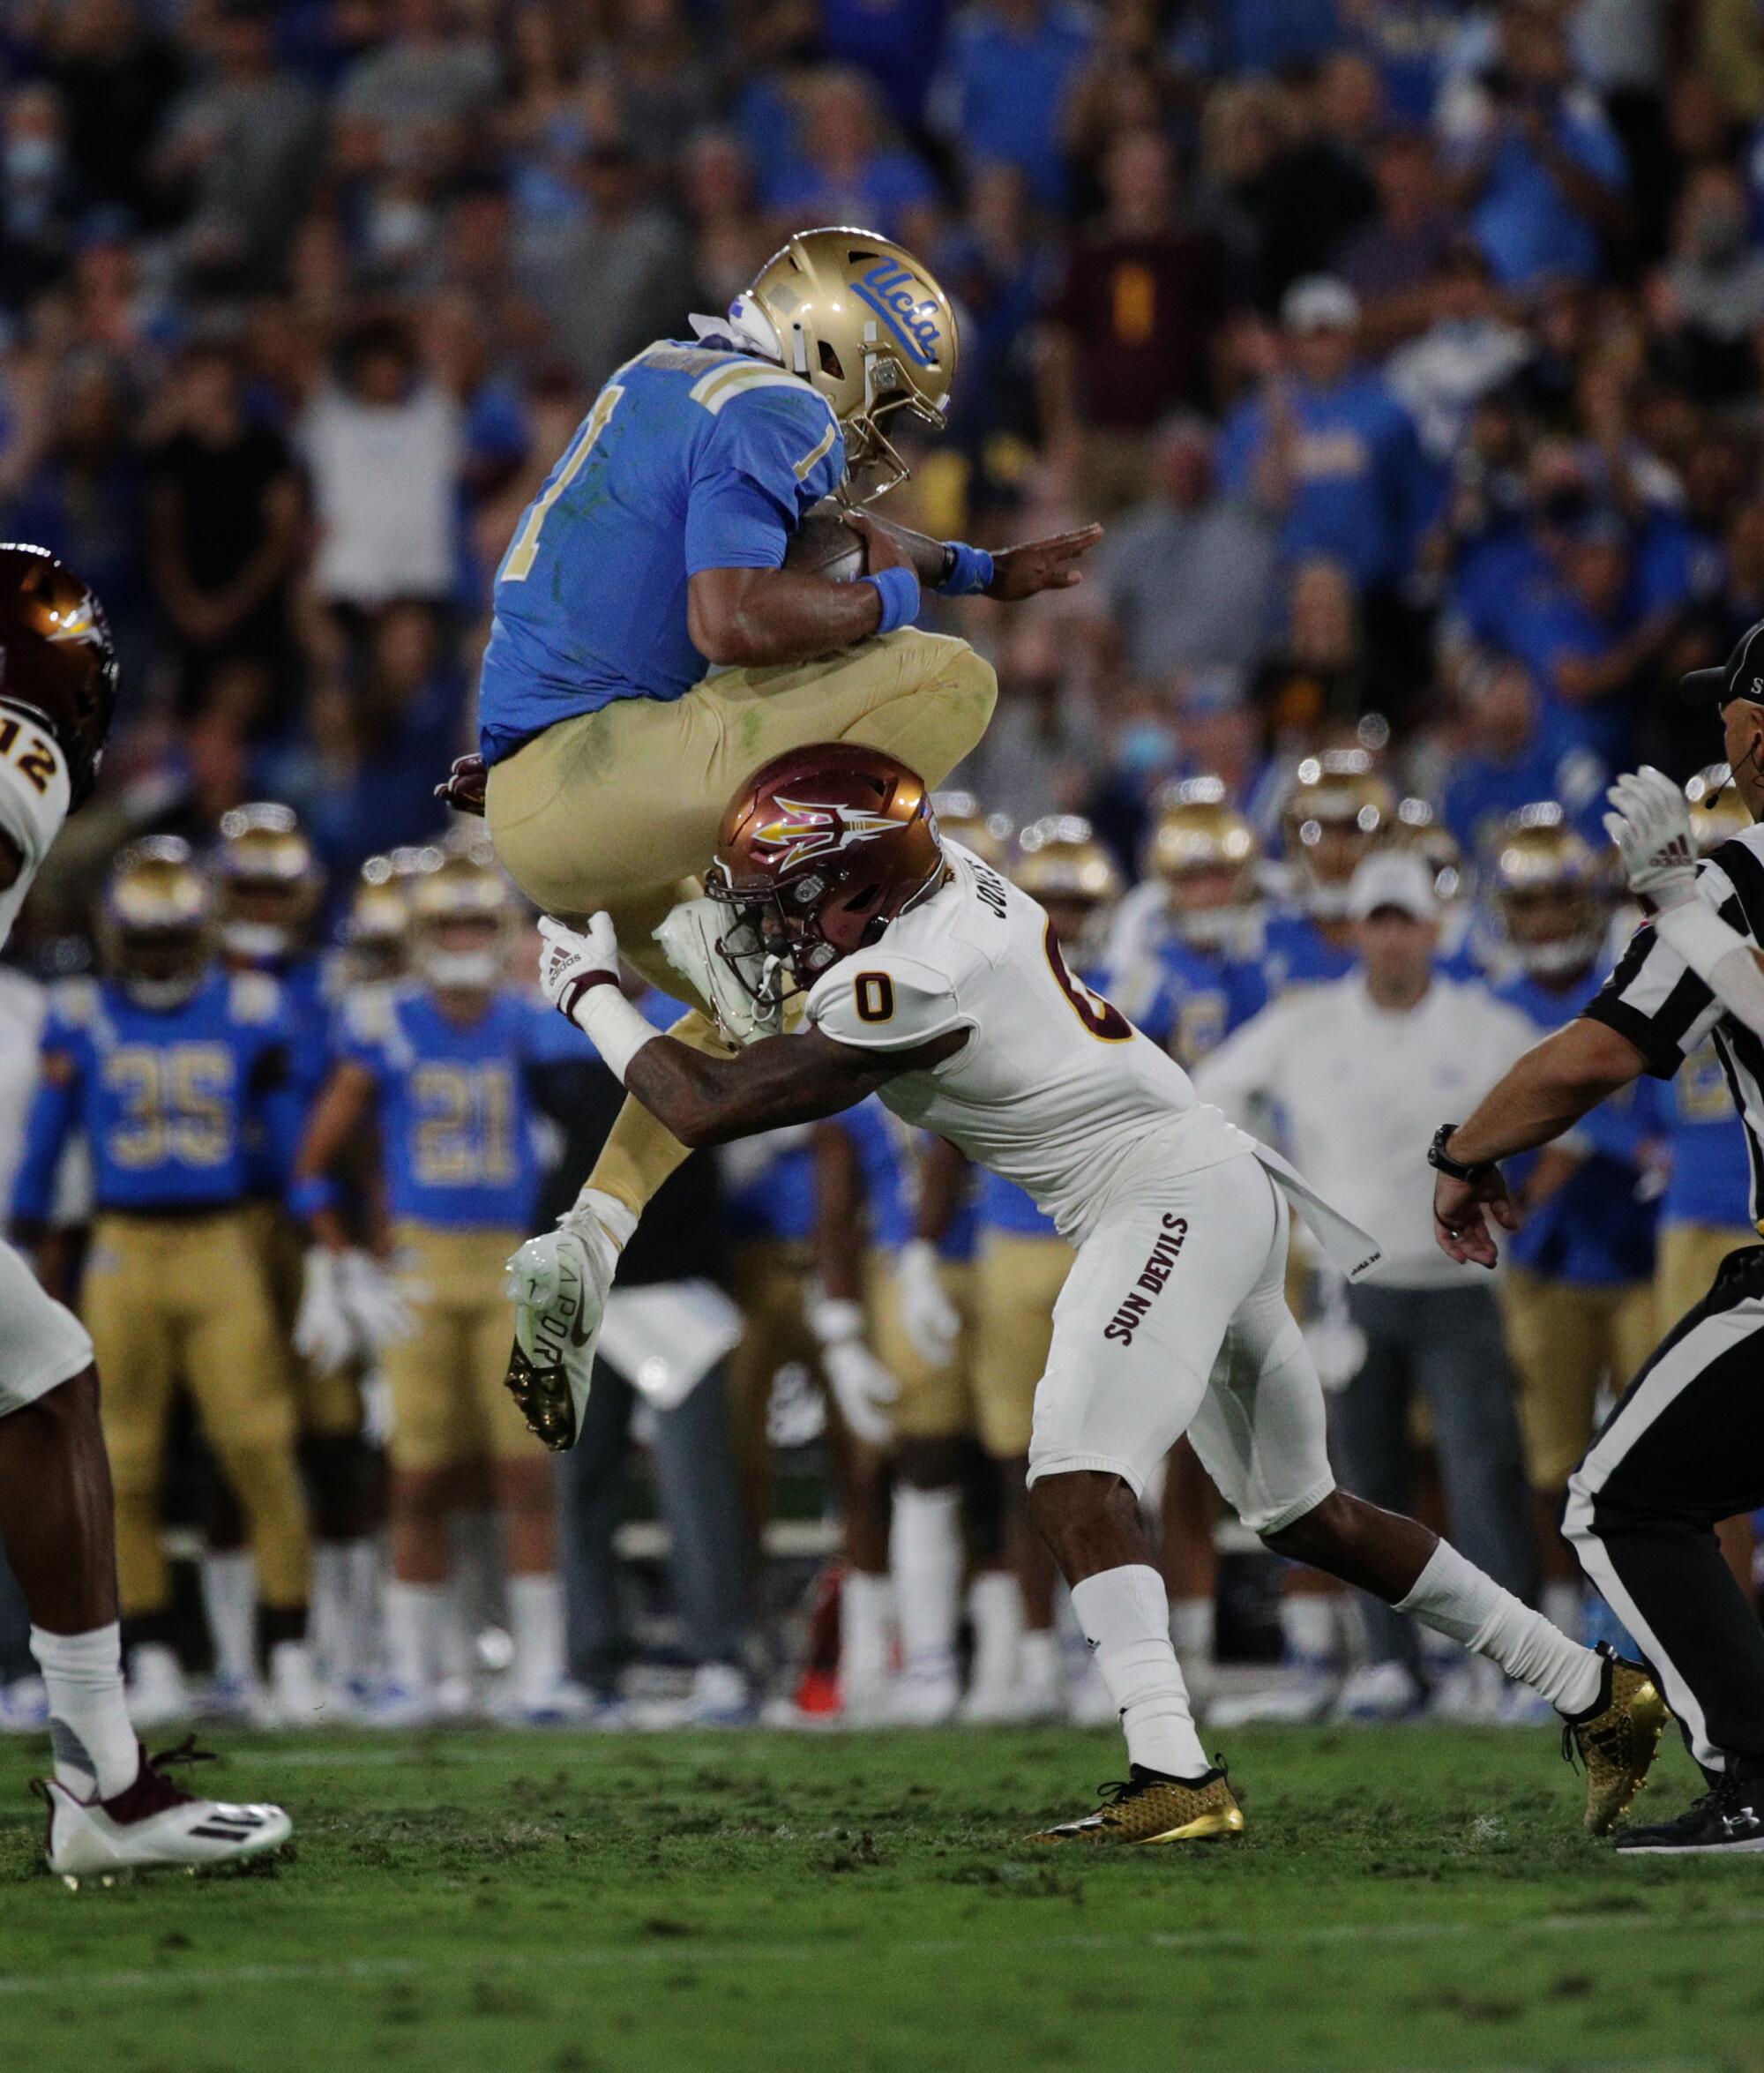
1261, 751, 1394, 997
452, 227, 1100, 1420
292, 853, 582, 1725
12, 839, 316, 1728
1485, 811, 1658, 1635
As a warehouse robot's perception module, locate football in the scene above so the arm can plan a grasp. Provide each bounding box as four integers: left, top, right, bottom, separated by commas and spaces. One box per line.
784, 499, 868, 583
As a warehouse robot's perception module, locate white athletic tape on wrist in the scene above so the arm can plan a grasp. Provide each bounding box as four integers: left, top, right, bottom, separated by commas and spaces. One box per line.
1655, 899, 1764, 1043
570, 982, 660, 1083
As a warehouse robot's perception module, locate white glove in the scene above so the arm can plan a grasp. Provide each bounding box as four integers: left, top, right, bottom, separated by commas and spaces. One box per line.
1604, 767, 1698, 911
808, 1295, 897, 1446
339, 1248, 419, 1352
294, 1247, 356, 1375
652, 896, 783, 1047
894, 1238, 960, 1367
537, 911, 620, 1022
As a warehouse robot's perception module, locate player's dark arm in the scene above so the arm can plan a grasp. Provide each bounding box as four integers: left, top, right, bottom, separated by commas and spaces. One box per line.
0, 827, 19, 892
688, 560, 893, 667
812, 1120, 864, 1302
625, 1024, 968, 1149
913, 1134, 969, 1244
1431, 1017, 1647, 1268
291, 1059, 378, 1252
862, 514, 1106, 602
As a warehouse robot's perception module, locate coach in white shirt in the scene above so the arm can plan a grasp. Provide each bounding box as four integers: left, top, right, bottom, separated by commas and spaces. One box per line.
1196, 849, 1542, 1708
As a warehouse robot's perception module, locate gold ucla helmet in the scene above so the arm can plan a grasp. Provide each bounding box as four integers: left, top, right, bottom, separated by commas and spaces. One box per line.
101, 834, 215, 1007
1391, 796, 1465, 905
1686, 764, 1752, 853
1013, 814, 1122, 962
407, 849, 516, 992
214, 801, 322, 966
346, 855, 415, 985
1281, 749, 1394, 918
1147, 777, 1260, 947
732, 228, 957, 498
1490, 804, 1607, 977
931, 788, 1013, 871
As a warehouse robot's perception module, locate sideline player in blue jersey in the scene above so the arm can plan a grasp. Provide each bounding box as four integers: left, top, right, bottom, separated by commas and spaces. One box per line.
1485, 812, 1657, 1631
292, 852, 582, 1725
1261, 751, 1394, 997
447, 227, 1100, 1439
12, 838, 315, 1729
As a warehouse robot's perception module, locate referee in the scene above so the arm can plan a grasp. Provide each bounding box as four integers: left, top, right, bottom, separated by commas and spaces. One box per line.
1430, 626, 1764, 1856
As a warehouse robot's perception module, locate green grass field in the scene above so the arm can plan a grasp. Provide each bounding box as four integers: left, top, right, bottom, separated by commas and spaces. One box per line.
1, 1721, 1760, 2073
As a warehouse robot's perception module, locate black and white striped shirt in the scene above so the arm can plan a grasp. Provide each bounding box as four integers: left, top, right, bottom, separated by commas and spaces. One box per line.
1582, 824, 1764, 1231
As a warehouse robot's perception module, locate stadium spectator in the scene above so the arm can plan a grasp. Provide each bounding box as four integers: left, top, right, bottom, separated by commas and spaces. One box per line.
931, 0, 1094, 210
759, 69, 938, 246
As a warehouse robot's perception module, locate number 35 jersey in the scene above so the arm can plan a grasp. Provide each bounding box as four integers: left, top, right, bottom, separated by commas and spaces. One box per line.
0, 702, 71, 953
338, 984, 557, 1231
806, 843, 1254, 1243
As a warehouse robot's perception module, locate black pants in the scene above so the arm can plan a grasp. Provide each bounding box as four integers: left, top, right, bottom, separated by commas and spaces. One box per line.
1564, 1244, 1764, 1773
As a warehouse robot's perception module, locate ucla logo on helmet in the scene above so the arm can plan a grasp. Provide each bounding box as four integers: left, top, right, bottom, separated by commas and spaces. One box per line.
855, 258, 941, 367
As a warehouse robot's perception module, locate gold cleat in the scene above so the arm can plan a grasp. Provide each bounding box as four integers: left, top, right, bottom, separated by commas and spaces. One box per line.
1030, 1764, 1245, 1846
503, 1341, 579, 1453
1566, 1643, 1670, 1836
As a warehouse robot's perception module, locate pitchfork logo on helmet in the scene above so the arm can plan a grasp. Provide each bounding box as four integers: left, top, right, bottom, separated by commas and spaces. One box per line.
750, 796, 909, 872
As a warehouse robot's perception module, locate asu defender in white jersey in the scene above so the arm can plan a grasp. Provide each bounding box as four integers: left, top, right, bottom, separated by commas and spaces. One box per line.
0, 543, 288, 1876
516, 743, 1665, 1846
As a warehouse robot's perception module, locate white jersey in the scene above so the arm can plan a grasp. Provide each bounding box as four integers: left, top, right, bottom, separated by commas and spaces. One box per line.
0, 705, 71, 952
805, 842, 1253, 1242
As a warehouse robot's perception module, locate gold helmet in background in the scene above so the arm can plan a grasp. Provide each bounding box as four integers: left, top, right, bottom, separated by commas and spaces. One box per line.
1489, 804, 1607, 978
1147, 777, 1260, 948
931, 788, 1013, 871
214, 801, 322, 967
1686, 765, 1752, 854
100, 834, 215, 1007
733, 228, 957, 498
346, 854, 416, 986
1391, 796, 1466, 906
1281, 749, 1394, 919
1013, 813, 1122, 963
407, 849, 517, 993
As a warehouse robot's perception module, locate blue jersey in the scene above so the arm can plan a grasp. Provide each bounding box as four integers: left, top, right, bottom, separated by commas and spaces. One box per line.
340, 984, 557, 1230
725, 1128, 819, 1246
243, 954, 333, 1197
1655, 1038, 1756, 1231
477, 342, 847, 763
1260, 909, 1357, 997
1129, 936, 1269, 1068
1496, 969, 1657, 1283
14, 971, 300, 1220
829, 1095, 975, 1260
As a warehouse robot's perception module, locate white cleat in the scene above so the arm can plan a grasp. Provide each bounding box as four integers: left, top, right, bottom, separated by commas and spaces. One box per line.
39, 1740, 291, 1878
887, 1668, 960, 1726
265, 1642, 327, 1728
362, 1680, 440, 1730
1207, 1657, 1339, 1729
1331, 1661, 1426, 1723
127, 1644, 192, 1732
632, 1664, 757, 1730
502, 1190, 633, 1451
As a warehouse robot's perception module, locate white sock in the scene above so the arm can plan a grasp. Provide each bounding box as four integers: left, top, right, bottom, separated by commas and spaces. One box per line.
1282, 1590, 1337, 1665
891, 1485, 962, 1683
201, 1549, 258, 1686
310, 1543, 351, 1685
1170, 1595, 1215, 1660
1396, 1540, 1602, 1716
346, 1539, 383, 1684
1543, 1579, 1583, 1639
1020, 1628, 1060, 1694
385, 1581, 445, 1694
508, 1572, 565, 1704
30, 1624, 138, 1800
968, 1570, 1023, 1694
1070, 1564, 1209, 1779
841, 1569, 893, 1687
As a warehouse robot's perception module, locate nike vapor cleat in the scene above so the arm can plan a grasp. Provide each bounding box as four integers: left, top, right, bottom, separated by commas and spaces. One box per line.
37, 1739, 291, 1878
1563, 1643, 1669, 1836
1031, 1763, 1245, 1845
503, 1190, 632, 1450
1613, 1764, 1764, 1856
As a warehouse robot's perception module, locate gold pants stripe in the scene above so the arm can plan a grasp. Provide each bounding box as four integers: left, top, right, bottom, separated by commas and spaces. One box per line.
83, 1209, 308, 1615
1499, 1268, 1659, 1492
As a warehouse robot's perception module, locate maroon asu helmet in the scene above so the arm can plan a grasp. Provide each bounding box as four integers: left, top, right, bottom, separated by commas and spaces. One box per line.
0, 544, 117, 807
707, 743, 946, 1004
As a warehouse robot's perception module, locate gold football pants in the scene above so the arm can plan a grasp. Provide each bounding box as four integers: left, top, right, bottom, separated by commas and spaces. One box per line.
969, 1231, 1074, 1462
83, 1209, 309, 1617
241, 1197, 361, 1441
485, 631, 998, 1222
381, 1224, 545, 1473
725, 1238, 824, 1541
1656, 1221, 1759, 1341
865, 1253, 975, 1443
1499, 1269, 1659, 1492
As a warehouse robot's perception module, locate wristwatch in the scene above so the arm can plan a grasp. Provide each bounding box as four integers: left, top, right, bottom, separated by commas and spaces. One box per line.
1427, 1123, 1495, 1185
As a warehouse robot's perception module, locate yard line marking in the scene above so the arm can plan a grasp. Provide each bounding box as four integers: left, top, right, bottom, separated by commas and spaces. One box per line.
5, 1910, 1764, 2000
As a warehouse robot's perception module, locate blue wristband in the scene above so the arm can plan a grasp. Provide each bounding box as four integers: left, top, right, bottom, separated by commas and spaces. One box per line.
861, 565, 921, 634
937, 541, 995, 596
288, 1175, 340, 1221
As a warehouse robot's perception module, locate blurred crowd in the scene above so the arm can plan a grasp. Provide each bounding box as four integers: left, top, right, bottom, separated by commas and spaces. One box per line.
4, 0, 1764, 1730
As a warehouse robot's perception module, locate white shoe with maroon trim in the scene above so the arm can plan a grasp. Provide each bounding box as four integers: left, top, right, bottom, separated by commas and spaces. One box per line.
37, 1738, 291, 1876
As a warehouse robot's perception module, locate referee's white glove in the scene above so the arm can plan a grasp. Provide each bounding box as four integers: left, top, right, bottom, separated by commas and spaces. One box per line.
537, 912, 621, 1025
1604, 767, 1699, 913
